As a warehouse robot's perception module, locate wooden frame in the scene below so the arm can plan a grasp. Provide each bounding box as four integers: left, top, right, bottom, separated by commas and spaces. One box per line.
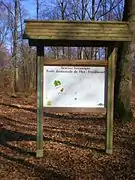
22, 20, 130, 158
23, 20, 132, 45
43, 59, 107, 66
43, 107, 106, 113
43, 60, 107, 114
36, 46, 44, 157
106, 47, 116, 154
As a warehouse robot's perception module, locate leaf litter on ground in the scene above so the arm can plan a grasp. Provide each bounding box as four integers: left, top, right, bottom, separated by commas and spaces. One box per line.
0, 90, 135, 179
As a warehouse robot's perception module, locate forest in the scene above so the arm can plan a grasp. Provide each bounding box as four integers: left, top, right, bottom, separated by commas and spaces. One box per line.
0, 0, 135, 179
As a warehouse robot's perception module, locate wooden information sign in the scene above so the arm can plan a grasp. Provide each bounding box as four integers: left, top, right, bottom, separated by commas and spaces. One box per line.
23, 20, 132, 157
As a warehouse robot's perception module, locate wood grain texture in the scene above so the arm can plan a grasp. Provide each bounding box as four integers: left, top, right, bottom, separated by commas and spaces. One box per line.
42, 107, 106, 113
36, 46, 44, 158
106, 47, 116, 154
43, 60, 108, 66
23, 20, 132, 42
24, 35, 131, 41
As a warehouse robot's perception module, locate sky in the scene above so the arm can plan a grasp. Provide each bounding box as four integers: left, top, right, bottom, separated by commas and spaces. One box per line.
22, 0, 36, 19
22, 0, 56, 19
3, 0, 36, 18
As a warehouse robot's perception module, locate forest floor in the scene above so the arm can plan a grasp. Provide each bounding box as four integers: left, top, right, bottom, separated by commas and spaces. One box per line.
0, 88, 135, 180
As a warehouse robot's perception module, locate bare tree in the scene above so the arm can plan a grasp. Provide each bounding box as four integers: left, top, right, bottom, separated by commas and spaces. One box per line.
0, 2, 12, 47
11, 0, 19, 94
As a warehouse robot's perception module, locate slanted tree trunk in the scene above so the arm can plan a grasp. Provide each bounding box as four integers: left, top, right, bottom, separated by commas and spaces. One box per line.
114, 0, 134, 121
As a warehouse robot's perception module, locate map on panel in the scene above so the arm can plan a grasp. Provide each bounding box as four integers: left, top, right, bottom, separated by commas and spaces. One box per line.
43, 66, 106, 108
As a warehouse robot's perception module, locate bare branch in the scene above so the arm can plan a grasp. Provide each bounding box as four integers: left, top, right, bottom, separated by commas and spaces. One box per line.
0, 1, 14, 17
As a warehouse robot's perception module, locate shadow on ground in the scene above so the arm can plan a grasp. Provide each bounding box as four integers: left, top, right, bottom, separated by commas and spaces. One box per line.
0, 127, 36, 156
0, 151, 69, 180
0, 127, 69, 180
0, 102, 109, 179
0, 102, 106, 121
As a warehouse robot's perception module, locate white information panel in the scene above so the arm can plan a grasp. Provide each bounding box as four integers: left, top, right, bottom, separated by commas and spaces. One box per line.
43, 66, 105, 108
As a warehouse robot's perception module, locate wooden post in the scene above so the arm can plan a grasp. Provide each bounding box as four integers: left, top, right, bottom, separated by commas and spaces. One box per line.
106, 47, 116, 154
36, 45, 44, 157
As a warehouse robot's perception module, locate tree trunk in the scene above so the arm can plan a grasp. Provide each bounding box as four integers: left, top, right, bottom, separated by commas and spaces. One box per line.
91, 0, 95, 59
61, 1, 65, 58
114, 0, 133, 121
12, 0, 19, 94
36, 0, 39, 90
36, 0, 39, 20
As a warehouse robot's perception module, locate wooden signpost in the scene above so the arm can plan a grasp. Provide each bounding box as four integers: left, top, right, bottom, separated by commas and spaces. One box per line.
23, 20, 132, 157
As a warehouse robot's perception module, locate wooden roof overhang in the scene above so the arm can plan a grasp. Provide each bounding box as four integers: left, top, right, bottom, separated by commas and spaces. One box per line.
23, 20, 132, 47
